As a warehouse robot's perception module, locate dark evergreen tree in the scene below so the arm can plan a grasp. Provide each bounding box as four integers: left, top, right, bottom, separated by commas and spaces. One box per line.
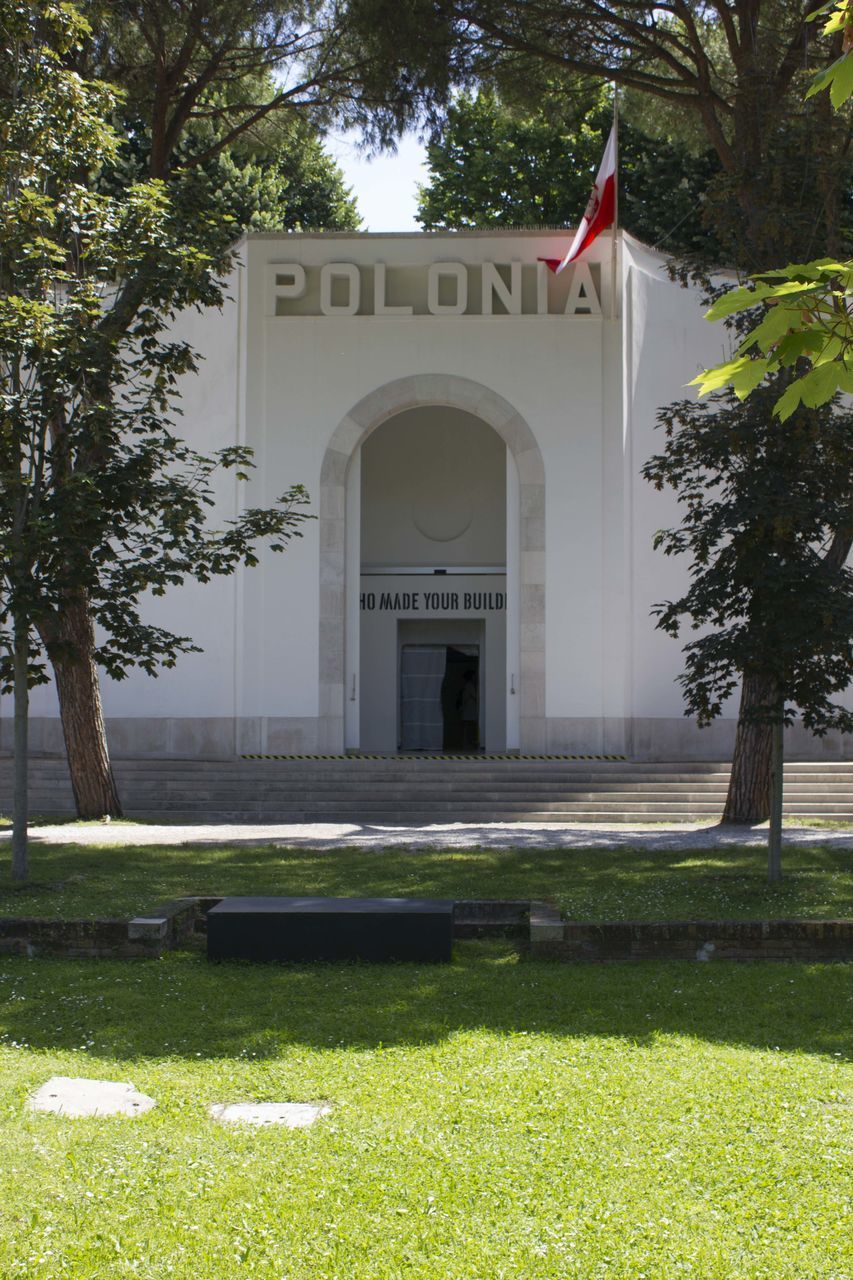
108, 77, 361, 238
418, 88, 722, 260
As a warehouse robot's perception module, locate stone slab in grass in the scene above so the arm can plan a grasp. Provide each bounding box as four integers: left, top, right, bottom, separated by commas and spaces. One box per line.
27, 1076, 156, 1118
209, 1102, 331, 1128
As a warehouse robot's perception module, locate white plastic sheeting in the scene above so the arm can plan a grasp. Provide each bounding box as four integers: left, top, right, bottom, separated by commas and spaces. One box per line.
399, 645, 446, 749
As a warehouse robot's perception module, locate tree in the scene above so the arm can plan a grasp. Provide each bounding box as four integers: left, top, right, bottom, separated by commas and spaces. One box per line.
643, 383, 853, 875
76, 0, 451, 178
692, 2, 853, 419
807, 0, 853, 103
109, 74, 361, 235
671, 0, 852, 843
0, 1, 312, 874
692, 259, 853, 421
417, 87, 722, 258
2, 0, 436, 824
393, 0, 850, 260
371, 0, 851, 820
193, 116, 361, 233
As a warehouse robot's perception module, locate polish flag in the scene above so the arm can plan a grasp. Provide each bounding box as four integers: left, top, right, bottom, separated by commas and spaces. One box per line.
540, 123, 617, 274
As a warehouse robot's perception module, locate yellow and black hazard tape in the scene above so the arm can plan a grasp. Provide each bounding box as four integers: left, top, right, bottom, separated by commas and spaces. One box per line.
240, 753, 628, 762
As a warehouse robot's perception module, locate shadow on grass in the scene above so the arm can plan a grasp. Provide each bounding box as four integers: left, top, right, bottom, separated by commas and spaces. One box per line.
0, 946, 848, 1063
0, 840, 850, 923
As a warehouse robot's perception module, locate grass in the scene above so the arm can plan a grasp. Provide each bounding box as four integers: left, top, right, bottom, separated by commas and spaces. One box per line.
0, 947, 849, 1279
0, 840, 850, 922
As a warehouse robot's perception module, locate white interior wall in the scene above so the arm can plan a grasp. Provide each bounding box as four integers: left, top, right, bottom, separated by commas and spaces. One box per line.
361, 407, 506, 568
344, 447, 361, 748
505, 451, 521, 750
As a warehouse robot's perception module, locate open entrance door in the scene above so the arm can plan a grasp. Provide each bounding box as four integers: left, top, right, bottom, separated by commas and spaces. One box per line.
441, 646, 480, 750
399, 644, 480, 752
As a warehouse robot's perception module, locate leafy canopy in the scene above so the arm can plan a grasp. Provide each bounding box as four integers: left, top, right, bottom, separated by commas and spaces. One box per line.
691, 260, 853, 421
373, 0, 850, 266
105, 70, 361, 237
0, 0, 310, 689
691, 0, 853, 418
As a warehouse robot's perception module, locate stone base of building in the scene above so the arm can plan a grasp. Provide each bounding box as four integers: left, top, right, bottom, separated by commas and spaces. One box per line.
5, 715, 852, 762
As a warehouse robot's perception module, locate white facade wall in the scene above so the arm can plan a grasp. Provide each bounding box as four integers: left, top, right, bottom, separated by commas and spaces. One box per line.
7, 230, 850, 760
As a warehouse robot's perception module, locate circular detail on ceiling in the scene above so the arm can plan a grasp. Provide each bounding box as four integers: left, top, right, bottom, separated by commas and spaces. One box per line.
412, 497, 473, 543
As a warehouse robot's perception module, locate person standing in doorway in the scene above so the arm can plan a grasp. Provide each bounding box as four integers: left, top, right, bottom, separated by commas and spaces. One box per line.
459, 669, 479, 750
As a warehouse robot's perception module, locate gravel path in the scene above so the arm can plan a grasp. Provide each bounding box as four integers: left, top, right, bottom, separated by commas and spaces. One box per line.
3, 819, 852, 850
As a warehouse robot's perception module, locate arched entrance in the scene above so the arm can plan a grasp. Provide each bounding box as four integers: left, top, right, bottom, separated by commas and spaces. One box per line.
318, 375, 545, 753
360, 406, 506, 751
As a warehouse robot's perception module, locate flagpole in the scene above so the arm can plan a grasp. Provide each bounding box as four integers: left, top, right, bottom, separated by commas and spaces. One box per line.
610, 84, 619, 321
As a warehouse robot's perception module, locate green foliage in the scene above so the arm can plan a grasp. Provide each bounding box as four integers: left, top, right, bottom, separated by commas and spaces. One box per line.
0, 949, 849, 1277
379, 0, 850, 269
418, 88, 721, 259
642, 385, 853, 734
0, 0, 311, 688
196, 121, 360, 233
806, 0, 853, 106
417, 87, 607, 229
807, 46, 853, 105
78, 0, 453, 165
689, 1, 853, 416
109, 83, 360, 239
692, 260, 853, 420
373, 0, 852, 827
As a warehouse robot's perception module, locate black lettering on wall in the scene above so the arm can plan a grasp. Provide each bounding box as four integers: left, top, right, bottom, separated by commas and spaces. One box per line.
361, 586, 505, 611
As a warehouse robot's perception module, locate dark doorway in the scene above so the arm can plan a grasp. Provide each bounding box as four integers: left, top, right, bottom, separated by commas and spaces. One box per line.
441, 646, 480, 751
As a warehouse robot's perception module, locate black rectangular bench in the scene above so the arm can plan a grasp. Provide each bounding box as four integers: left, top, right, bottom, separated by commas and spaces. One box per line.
207, 896, 455, 963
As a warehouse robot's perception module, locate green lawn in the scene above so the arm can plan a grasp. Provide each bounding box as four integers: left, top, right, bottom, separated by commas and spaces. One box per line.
0, 839, 850, 921
0, 948, 849, 1279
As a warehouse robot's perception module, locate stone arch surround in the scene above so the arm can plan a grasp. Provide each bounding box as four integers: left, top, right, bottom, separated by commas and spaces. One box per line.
318, 374, 546, 752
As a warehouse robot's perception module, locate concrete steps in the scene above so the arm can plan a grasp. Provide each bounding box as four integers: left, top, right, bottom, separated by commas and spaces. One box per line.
0, 755, 851, 823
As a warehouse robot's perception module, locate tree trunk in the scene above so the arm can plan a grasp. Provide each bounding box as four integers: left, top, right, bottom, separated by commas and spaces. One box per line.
12, 612, 29, 882
721, 672, 778, 824
42, 593, 122, 819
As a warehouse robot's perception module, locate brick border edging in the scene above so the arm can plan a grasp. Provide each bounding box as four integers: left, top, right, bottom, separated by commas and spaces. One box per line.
1, 898, 851, 961
0, 897, 203, 958
0, 898, 534, 957
531, 913, 853, 962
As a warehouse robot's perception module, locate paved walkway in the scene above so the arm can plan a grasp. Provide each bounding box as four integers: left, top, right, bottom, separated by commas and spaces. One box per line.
3, 819, 852, 850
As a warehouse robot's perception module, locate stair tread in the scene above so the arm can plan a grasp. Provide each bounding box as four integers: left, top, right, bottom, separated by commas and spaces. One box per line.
2, 756, 850, 824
